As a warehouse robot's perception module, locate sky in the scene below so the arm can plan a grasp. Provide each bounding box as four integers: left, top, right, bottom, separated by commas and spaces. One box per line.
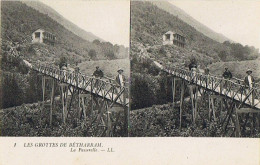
170, 0, 260, 49
39, 0, 130, 47
38, 0, 260, 49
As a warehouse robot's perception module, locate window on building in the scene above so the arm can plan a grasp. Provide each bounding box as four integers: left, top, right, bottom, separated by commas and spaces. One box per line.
166, 34, 171, 40
35, 32, 41, 38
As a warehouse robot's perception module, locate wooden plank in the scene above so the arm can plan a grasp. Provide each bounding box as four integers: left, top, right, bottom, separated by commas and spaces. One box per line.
236, 108, 260, 113
209, 95, 222, 99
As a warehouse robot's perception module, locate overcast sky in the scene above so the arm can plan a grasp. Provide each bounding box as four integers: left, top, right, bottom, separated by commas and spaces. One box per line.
170, 0, 260, 49
39, 0, 260, 49
39, 0, 130, 47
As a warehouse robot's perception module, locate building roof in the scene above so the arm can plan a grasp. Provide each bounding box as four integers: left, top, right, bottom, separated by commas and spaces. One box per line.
33, 28, 45, 33
32, 28, 55, 36
164, 30, 185, 37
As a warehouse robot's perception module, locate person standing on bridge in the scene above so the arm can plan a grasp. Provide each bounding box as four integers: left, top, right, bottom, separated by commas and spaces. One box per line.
115, 68, 126, 87
93, 66, 104, 90
188, 58, 197, 83
222, 67, 232, 89
115, 68, 126, 103
244, 69, 255, 105
222, 67, 232, 79
204, 66, 210, 87
93, 66, 104, 78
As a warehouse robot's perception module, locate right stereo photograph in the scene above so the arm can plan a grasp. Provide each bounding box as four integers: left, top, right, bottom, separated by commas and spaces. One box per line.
129, 0, 260, 137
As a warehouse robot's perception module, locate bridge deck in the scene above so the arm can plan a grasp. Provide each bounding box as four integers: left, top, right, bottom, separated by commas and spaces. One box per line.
153, 61, 260, 110
23, 60, 129, 107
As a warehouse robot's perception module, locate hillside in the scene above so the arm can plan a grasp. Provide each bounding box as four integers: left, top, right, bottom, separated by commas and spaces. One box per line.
152, 1, 230, 43
209, 58, 260, 81
0, 1, 127, 109
131, 1, 229, 61
22, 1, 104, 42
131, 1, 259, 62
78, 59, 130, 79
130, 1, 260, 110
1, 1, 128, 64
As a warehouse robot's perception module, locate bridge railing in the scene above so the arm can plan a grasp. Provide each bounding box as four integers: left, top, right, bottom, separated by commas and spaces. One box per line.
31, 61, 129, 106
161, 64, 260, 109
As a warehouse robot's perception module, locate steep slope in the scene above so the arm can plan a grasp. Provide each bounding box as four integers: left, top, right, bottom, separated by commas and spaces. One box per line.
209, 58, 260, 81
152, 1, 230, 43
1, 1, 95, 63
22, 1, 104, 42
0, 1, 127, 109
131, 1, 259, 63
131, 1, 229, 61
1, 1, 127, 63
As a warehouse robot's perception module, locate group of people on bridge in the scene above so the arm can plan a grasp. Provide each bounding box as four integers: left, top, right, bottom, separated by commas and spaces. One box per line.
59, 64, 126, 87
188, 59, 255, 89
92, 66, 126, 87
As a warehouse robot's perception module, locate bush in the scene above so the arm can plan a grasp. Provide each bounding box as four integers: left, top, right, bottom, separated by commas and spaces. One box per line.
88, 49, 97, 59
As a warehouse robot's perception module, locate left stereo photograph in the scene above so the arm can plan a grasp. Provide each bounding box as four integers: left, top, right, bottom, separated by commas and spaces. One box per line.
0, 0, 130, 137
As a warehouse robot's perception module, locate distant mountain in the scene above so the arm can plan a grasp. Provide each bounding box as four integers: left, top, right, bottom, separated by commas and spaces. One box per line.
151, 1, 230, 43
22, 1, 104, 42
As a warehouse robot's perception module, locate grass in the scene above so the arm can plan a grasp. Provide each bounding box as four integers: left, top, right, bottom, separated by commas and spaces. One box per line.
209, 58, 260, 81
78, 58, 130, 79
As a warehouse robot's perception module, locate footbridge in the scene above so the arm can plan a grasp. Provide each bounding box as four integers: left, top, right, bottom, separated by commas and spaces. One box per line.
136, 46, 260, 137
23, 59, 129, 137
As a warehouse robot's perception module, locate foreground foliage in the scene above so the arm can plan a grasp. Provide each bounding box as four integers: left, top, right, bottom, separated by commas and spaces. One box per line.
0, 102, 126, 137
130, 103, 260, 137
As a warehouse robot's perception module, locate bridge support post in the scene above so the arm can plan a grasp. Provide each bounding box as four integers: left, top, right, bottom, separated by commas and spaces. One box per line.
42, 75, 46, 102
59, 83, 69, 124
78, 93, 91, 120
188, 84, 198, 123
179, 80, 185, 129
172, 77, 181, 107
41, 75, 55, 125
50, 79, 55, 125
208, 94, 218, 121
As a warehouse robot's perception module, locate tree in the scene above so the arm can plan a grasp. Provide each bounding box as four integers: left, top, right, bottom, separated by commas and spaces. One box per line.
2, 73, 24, 108
88, 49, 97, 59
93, 39, 101, 45
105, 51, 115, 60
218, 50, 228, 61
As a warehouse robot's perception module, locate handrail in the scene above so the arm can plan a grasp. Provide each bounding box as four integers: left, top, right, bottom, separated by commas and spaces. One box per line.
153, 60, 260, 110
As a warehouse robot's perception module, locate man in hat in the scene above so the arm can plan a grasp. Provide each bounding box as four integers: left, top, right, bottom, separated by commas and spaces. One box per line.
93, 66, 104, 78
244, 69, 255, 105
115, 68, 126, 87
115, 68, 126, 102
244, 69, 254, 88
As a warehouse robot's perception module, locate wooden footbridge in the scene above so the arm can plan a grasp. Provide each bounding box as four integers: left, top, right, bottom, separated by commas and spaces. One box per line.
154, 60, 260, 137
136, 45, 260, 137
23, 60, 129, 137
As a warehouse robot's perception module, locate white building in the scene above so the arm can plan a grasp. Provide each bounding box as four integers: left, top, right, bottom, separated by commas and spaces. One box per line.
32, 29, 56, 45
163, 31, 185, 48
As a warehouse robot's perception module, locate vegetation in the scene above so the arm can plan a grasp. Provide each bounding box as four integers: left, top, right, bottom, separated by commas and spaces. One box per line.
130, 103, 260, 137
88, 49, 97, 60
130, 1, 260, 110
1, 1, 128, 65
0, 102, 126, 137
130, 1, 259, 62
0, 1, 129, 109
